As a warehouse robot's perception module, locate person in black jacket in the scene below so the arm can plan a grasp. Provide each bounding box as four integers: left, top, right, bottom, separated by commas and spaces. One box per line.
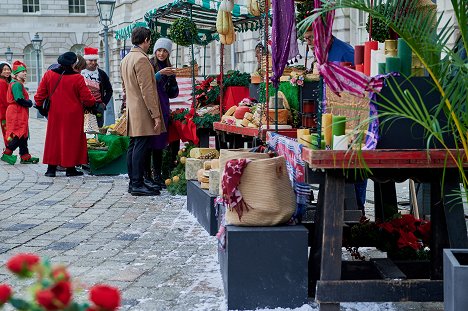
81, 47, 113, 127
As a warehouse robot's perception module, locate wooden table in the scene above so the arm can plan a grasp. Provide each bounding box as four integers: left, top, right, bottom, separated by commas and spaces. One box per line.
213, 122, 297, 149
301, 148, 468, 311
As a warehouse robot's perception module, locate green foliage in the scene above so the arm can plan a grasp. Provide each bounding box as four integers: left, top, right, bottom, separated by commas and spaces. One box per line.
223, 70, 251, 87
166, 142, 195, 195
170, 108, 220, 129
366, 15, 390, 42
296, 0, 314, 32
169, 17, 198, 47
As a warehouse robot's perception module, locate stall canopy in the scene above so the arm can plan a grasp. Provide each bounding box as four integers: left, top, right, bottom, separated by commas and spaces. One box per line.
115, 0, 262, 44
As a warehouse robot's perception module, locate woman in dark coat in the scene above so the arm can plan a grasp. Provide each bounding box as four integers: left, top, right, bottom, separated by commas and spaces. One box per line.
146, 38, 179, 188
34, 52, 96, 177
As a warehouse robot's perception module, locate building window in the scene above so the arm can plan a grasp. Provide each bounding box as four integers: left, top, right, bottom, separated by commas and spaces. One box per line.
23, 45, 42, 84
23, 0, 39, 13
357, 10, 368, 45
69, 0, 85, 14
70, 44, 85, 56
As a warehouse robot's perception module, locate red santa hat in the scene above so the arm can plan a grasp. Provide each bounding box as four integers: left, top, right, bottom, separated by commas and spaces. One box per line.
12, 60, 27, 75
83, 47, 99, 60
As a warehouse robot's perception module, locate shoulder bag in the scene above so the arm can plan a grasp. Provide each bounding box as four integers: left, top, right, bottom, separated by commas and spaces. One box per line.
40, 72, 64, 117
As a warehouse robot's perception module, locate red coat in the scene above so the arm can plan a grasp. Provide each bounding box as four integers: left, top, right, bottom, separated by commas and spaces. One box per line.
0, 78, 9, 145
5, 81, 29, 139
35, 70, 95, 167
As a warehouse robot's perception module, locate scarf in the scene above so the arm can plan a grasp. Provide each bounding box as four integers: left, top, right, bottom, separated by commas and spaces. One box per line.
221, 159, 251, 220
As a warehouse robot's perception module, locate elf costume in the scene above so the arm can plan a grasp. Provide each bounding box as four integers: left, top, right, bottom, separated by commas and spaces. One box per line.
1, 61, 39, 165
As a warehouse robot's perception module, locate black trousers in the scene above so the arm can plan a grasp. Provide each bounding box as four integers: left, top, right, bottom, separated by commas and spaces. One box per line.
127, 136, 150, 187
7, 136, 29, 156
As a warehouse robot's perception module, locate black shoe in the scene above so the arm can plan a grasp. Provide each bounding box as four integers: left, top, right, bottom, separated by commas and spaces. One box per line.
45, 165, 57, 177
66, 168, 84, 177
144, 177, 161, 191
154, 175, 167, 189
131, 185, 160, 196
128, 183, 132, 193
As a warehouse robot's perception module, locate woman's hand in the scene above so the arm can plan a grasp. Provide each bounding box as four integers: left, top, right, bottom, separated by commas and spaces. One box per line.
159, 67, 176, 76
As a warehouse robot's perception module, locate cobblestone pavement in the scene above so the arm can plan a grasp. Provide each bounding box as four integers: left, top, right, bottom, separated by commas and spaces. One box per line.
0, 116, 445, 311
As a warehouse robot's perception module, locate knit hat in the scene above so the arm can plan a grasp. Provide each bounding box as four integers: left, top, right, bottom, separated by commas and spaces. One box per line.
153, 38, 173, 55
12, 60, 27, 75
57, 52, 77, 66
83, 47, 99, 60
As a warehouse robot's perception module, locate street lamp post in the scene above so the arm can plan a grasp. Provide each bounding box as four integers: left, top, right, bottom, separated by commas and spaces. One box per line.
31, 33, 43, 119
96, 0, 116, 126
5, 47, 13, 63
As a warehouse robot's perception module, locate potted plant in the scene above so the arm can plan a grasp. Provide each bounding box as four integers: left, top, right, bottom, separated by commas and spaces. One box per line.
169, 17, 198, 47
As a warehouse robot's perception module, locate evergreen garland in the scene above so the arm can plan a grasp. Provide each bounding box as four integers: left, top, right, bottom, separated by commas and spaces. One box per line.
169, 17, 198, 47
166, 143, 195, 195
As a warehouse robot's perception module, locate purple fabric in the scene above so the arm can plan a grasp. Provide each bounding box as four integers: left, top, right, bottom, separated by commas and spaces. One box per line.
149, 61, 171, 150
271, 0, 297, 88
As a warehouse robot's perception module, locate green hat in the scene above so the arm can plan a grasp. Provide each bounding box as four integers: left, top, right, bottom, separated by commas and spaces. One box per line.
12, 60, 27, 75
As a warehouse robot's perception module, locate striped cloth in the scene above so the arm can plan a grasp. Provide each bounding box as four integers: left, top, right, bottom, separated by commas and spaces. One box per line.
267, 132, 312, 223
313, 0, 384, 97
169, 77, 193, 110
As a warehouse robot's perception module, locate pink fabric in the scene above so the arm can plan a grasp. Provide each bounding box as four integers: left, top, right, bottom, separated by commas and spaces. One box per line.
313, 0, 384, 97
222, 159, 251, 220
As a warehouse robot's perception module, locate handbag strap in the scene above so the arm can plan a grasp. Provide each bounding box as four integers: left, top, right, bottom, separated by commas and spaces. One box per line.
49, 72, 64, 98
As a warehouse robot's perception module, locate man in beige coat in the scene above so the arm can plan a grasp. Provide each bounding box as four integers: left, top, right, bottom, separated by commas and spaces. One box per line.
121, 27, 166, 196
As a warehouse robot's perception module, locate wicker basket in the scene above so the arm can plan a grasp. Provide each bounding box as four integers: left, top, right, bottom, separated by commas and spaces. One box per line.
175, 64, 199, 77
113, 112, 127, 136
325, 88, 370, 132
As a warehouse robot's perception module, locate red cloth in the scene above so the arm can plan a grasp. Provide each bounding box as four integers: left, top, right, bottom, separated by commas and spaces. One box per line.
34, 71, 95, 167
222, 86, 250, 113
168, 108, 199, 145
5, 82, 29, 139
0, 79, 9, 146
222, 159, 251, 220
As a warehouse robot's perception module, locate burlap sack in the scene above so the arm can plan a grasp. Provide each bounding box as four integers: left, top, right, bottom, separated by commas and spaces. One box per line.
219, 149, 270, 196
224, 156, 296, 226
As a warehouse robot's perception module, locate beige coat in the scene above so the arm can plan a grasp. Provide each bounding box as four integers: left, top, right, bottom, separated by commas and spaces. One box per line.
120, 47, 166, 137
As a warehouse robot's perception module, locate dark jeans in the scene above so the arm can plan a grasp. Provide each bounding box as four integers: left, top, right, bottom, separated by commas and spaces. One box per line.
127, 136, 151, 187
354, 179, 368, 214
7, 136, 29, 156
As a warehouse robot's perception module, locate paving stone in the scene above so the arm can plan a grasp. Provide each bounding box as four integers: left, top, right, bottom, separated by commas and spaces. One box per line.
4, 223, 37, 231
46, 242, 79, 251
61, 222, 88, 229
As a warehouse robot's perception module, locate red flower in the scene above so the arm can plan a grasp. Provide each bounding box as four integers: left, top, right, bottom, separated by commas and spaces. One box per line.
0, 284, 12, 305
397, 230, 420, 250
51, 266, 71, 282
89, 285, 121, 311
36, 281, 72, 311
417, 220, 431, 244
6, 253, 40, 277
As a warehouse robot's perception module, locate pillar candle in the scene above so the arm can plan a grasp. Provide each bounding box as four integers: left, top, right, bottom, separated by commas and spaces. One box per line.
378, 62, 386, 74
397, 38, 412, 77
364, 41, 378, 76
297, 129, 310, 139
386, 57, 401, 73
354, 45, 365, 65
322, 113, 333, 148
332, 115, 346, 136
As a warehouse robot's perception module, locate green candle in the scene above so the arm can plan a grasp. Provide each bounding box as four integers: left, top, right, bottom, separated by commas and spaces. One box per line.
386, 57, 401, 73
332, 116, 346, 136
397, 38, 412, 77
378, 62, 386, 74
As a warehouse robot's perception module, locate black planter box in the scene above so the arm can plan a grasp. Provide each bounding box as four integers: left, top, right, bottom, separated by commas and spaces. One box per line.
186, 180, 219, 236
375, 76, 456, 149
219, 225, 308, 310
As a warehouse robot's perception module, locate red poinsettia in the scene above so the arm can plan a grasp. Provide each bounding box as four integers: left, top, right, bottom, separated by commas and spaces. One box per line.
378, 214, 431, 250
0, 284, 12, 305
35, 281, 72, 310
88, 285, 121, 311
6, 253, 40, 277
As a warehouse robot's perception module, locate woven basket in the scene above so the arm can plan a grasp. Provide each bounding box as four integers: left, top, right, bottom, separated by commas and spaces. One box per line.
325, 88, 370, 132
224, 156, 296, 226
219, 149, 270, 196
113, 112, 127, 136
175, 64, 199, 77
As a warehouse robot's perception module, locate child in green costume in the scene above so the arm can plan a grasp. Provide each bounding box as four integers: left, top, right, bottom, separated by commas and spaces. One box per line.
1, 60, 39, 165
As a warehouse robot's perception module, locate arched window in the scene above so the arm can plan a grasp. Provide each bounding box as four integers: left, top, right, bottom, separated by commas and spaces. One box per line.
71, 44, 85, 56
23, 45, 42, 84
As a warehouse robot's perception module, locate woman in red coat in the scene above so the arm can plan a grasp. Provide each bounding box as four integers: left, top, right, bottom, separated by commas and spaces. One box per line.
35, 52, 96, 177
0, 62, 12, 147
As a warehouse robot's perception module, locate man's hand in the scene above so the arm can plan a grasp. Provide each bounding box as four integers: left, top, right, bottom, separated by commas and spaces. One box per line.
154, 118, 161, 132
